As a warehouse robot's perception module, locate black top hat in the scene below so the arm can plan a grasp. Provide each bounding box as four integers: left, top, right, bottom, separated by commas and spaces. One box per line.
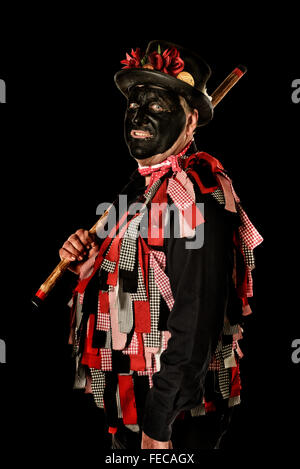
114, 40, 214, 126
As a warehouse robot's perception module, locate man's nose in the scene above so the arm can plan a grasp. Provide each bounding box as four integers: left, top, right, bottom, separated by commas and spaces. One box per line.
132, 107, 148, 126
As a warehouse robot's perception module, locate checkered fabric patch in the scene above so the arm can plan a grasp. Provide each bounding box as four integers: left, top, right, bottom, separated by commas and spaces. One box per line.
216, 172, 262, 251
100, 349, 112, 371
167, 177, 194, 210
211, 187, 226, 205
150, 250, 175, 311
122, 331, 139, 355
90, 368, 106, 408
218, 362, 231, 399
143, 266, 161, 348
174, 170, 196, 200
208, 354, 221, 371
118, 213, 145, 272
101, 258, 116, 273
96, 312, 111, 331
241, 241, 255, 269
221, 343, 234, 360
130, 265, 148, 302
118, 238, 137, 272
237, 203, 263, 250
117, 178, 164, 274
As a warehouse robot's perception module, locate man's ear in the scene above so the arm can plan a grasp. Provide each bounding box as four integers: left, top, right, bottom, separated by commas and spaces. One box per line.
186, 109, 199, 138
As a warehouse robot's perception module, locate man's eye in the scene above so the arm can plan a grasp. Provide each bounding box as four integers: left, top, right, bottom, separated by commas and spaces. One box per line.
129, 102, 139, 109
150, 103, 164, 112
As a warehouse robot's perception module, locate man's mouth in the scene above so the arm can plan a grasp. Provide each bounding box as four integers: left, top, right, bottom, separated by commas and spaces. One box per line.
130, 129, 153, 139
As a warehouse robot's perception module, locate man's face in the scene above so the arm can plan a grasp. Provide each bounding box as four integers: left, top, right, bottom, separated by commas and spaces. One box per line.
124, 85, 186, 159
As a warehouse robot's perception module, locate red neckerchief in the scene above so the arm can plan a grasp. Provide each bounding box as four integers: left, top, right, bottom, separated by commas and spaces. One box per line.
138, 139, 193, 190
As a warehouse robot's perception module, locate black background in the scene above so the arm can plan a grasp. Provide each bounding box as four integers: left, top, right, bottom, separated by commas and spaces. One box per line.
0, 31, 299, 454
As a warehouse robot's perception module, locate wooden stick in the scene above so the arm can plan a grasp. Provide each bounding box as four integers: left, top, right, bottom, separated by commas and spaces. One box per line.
32, 207, 112, 307
211, 65, 247, 108
31, 65, 247, 307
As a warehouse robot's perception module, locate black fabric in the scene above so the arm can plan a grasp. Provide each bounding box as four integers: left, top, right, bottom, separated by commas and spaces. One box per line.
103, 372, 119, 428
204, 370, 220, 402
119, 244, 139, 293
142, 190, 238, 441
92, 329, 107, 348
98, 268, 109, 291
158, 295, 170, 331
133, 374, 151, 427
111, 351, 130, 374
81, 271, 99, 315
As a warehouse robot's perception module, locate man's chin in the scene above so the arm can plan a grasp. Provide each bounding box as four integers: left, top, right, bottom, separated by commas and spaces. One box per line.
127, 144, 156, 160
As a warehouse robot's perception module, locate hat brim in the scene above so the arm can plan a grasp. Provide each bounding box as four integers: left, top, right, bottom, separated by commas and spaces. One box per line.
114, 69, 213, 126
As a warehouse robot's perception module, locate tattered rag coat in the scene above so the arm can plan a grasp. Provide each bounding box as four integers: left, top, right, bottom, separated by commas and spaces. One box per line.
68, 142, 263, 441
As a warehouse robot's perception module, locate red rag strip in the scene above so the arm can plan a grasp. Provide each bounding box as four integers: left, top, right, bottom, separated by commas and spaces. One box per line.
230, 363, 241, 398
81, 315, 101, 369
118, 375, 138, 425
148, 178, 168, 247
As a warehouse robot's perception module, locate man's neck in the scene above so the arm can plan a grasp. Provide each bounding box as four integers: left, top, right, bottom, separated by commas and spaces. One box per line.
139, 138, 197, 186
137, 137, 194, 167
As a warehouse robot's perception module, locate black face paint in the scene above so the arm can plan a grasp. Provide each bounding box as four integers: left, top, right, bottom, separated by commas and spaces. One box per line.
124, 85, 186, 159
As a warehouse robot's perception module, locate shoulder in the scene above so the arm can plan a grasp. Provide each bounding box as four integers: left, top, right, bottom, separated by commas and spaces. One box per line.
181, 152, 225, 195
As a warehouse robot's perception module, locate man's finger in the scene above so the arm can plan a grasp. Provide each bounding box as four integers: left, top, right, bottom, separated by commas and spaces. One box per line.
68, 234, 87, 252
59, 247, 77, 262
75, 229, 96, 249
63, 241, 86, 260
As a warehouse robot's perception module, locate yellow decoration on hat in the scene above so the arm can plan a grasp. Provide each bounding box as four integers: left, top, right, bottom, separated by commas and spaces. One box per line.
143, 63, 154, 70
177, 71, 195, 87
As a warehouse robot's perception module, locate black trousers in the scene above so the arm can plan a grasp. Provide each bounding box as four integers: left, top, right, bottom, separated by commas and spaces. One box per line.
70, 391, 235, 450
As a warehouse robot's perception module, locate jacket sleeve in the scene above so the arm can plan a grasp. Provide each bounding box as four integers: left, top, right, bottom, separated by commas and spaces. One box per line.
142, 192, 236, 441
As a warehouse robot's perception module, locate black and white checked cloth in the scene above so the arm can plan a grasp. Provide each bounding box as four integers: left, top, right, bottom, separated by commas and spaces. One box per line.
90, 368, 106, 408
143, 265, 161, 349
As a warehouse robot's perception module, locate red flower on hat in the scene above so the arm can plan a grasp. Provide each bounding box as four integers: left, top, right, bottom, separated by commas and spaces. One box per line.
148, 47, 184, 76
161, 47, 184, 76
121, 48, 142, 69
120, 45, 185, 77
148, 51, 164, 70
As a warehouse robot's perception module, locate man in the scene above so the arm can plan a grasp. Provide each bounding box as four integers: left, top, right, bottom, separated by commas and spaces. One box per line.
60, 41, 262, 449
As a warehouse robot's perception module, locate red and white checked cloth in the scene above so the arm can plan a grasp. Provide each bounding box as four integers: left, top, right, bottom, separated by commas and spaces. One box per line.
138, 140, 193, 190
100, 349, 112, 371
167, 174, 205, 237
167, 177, 195, 210
122, 331, 139, 355
149, 249, 175, 311
236, 204, 263, 250
96, 312, 111, 331
219, 171, 263, 250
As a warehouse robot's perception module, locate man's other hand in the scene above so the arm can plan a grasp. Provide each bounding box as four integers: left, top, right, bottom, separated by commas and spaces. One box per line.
141, 431, 173, 449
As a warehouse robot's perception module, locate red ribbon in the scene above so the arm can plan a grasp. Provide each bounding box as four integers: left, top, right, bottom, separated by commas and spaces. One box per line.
118, 375, 138, 425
